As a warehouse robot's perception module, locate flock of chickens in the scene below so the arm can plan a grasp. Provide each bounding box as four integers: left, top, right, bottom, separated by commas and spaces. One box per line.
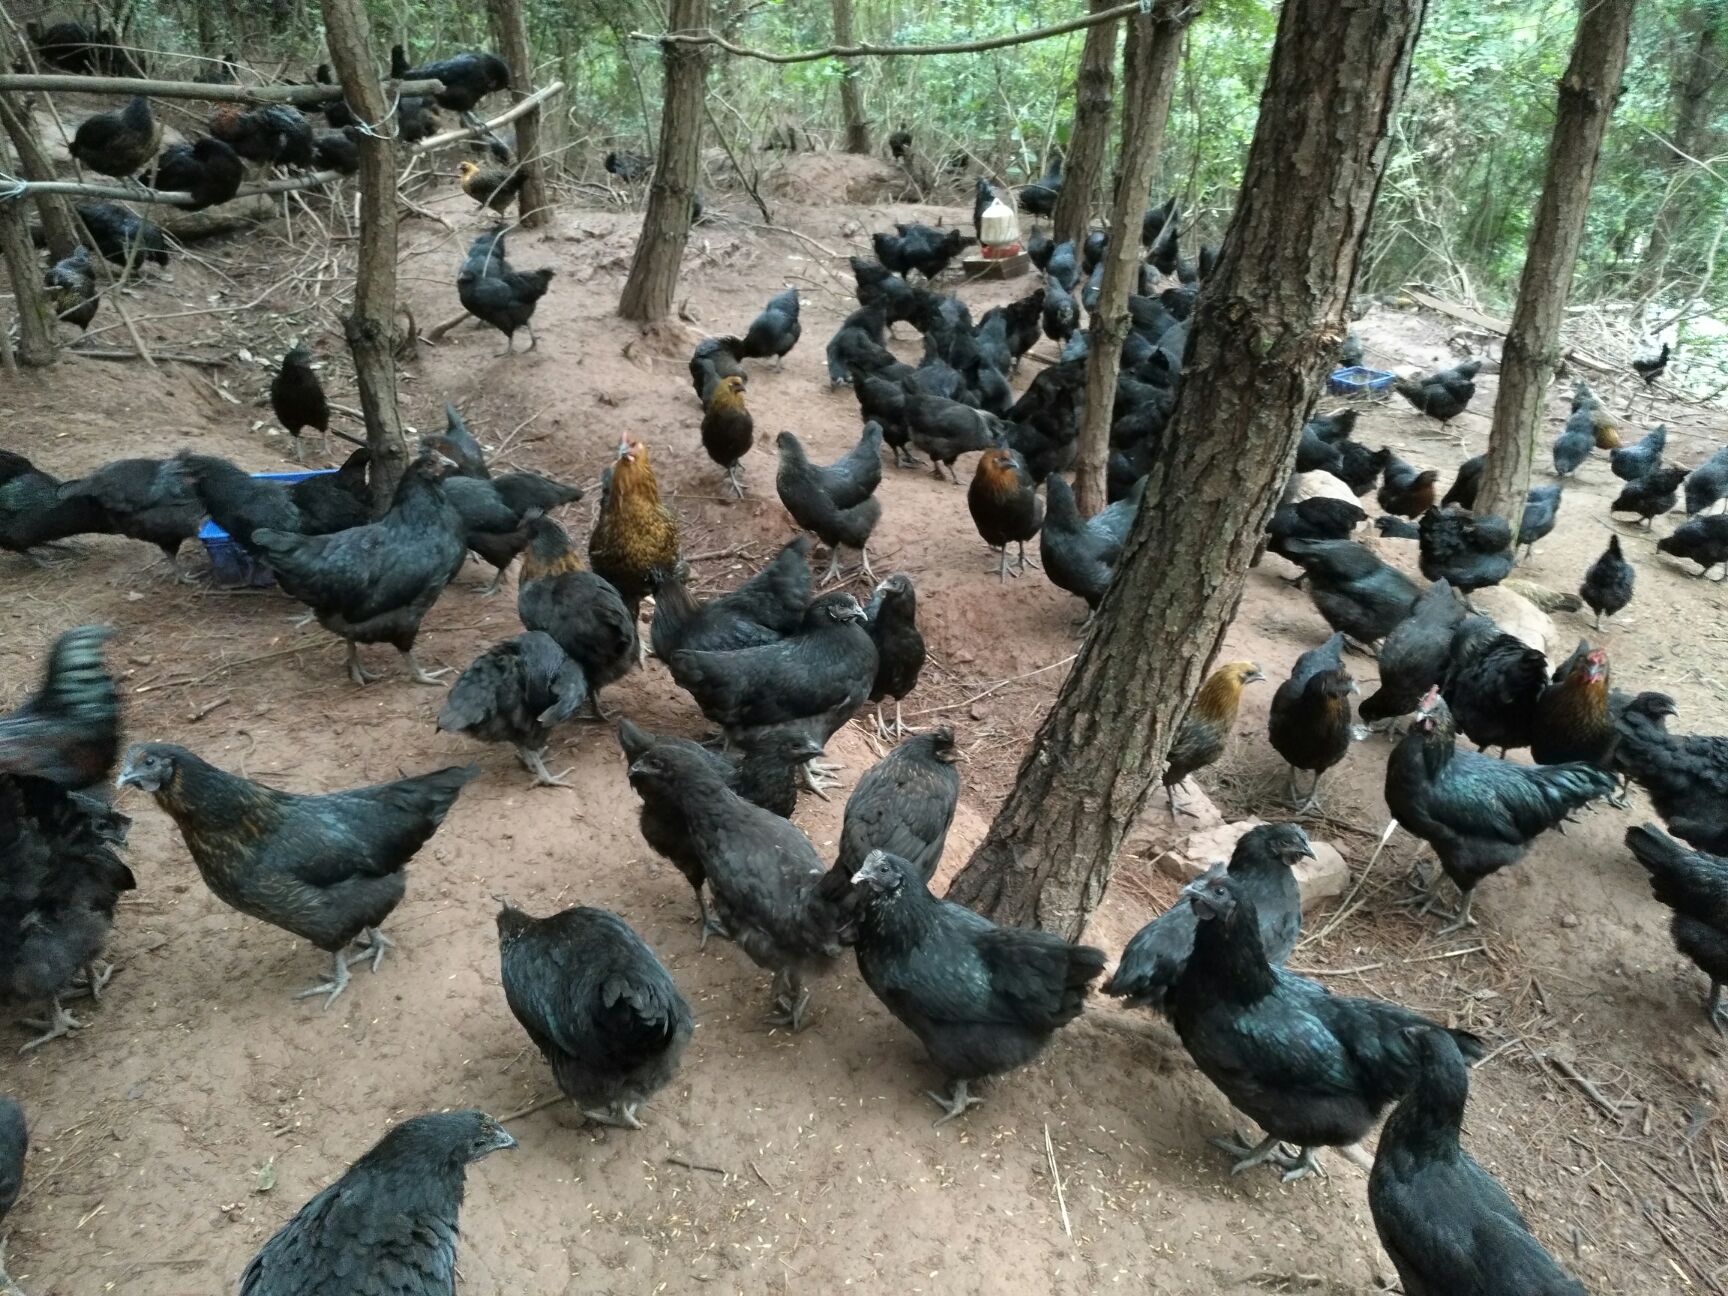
5, 51, 1728, 1296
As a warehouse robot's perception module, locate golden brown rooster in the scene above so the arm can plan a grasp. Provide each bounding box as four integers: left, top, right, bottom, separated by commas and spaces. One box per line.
589, 438, 681, 622
1163, 661, 1265, 814
457, 159, 526, 213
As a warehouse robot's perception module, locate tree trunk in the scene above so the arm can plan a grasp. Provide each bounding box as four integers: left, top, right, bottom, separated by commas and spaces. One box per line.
1071, 3, 1186, 517
1634, 4, 1722, 296
1476, 0, 1636, 525
487, 0, 551, 229
619, 0, 710, 323
320, 0, 407, 512
0, 142, 55, 367
947, 0, 1429, 939
0, 93, 79, 262
1051, 0, 1119, 250
834, 0, 870, 155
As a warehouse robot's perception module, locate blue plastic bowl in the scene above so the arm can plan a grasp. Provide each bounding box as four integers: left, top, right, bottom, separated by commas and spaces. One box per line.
199, 468, 339, 589
1327, 366, 1396, 396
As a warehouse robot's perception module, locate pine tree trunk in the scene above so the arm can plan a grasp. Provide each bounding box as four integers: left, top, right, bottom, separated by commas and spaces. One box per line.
834, 0, 870, 155
946, 0, 1429, 939
620, 0, 710, 323
0, 95, 79, 263
1634, 5, 1721, 295
1477, 0, 1636, 525
487, 0, 551, 229
320, 0, 407, 512
0, 138, 55, 367
1051, 0, 1119, 250
1071, 3, 1186, 517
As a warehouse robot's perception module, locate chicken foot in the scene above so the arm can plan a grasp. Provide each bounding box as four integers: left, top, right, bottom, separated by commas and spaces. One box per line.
1285, 766, 1324, 815
926, 1078, 985, 1125
1209, 1130, 1312, 1179
873, 700, 910, 742
295, 949, 352, 1009
17, 998, 86, 1053
1707, 982, 1727, 1037
692, 890, 730, 949
401, 650, 451, 686
800, 758, 841, 796
63, 960, 115, 1003
515, 744, 574, 789
725, 463, 745, 499
346, 641, 381, 685
581, 1100, 644, 1130
766, 970, 812, 1031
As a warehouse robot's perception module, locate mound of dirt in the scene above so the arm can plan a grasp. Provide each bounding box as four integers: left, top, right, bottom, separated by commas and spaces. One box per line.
763, 150, 915, 205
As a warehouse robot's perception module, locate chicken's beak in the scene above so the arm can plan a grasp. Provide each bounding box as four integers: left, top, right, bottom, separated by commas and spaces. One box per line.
488, 1125, 519, 1154
850, 849, 892, 889
615, 435, 633, 461
1244, 667, 1266, 686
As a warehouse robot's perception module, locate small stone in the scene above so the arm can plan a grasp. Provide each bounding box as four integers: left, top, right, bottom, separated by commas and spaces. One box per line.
1295, 840, 1349, 912
1560, 912, 1580, 929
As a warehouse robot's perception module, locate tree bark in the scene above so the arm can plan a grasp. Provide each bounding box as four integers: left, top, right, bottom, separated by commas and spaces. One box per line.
947, 0, 1429, 939
0, 144, 55, 367
320, 0, 408, 511
0, 94, 79, 262
619, 0, 710, 323
1071, 3, 1187, 517
833, 0, 870, 155
1633, 4, 1722, 295
1051, 0, 1119, 250
487, 0, 551, 229
1477, 0, 1636, 525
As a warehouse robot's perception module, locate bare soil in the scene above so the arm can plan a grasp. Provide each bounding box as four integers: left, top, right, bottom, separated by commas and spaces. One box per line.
3, 164, 1726, 1296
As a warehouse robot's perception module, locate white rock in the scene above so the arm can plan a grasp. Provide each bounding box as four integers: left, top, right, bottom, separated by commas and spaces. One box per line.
1154, 816, 1350, 913
1286, 470, 1358, 505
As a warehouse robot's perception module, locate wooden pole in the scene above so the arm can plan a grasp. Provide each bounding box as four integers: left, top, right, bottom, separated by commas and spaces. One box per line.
320, 0, 407, 512
0, 92, 78, 261
487, 0, 551, 229
0, 142, 54, 366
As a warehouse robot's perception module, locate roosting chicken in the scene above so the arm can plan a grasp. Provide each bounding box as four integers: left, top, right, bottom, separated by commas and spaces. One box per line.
57, 457, 203, 581
1658, 513, 1728, 578
456, 229, 554, 354
1611, 423, 1667, 482
118, 743, 476, 1005
517, 517, 638, 717
864, 573, 925, 738
1172, 872, 1486, 1182
648, 536, 812, 661
1614, 692, 1728, 855
1163, 661, 1264, 813
701, 374, 754, 497
0, 450, 107, 561
1357, 579, 1464, 730
1579, 534, 1635, 629
437, 632, 588, 787
1369, 1028, 1588, 1295
690, 334, 747, 404
1611, 465, 1688, 527
238, 1110, 515, 1296
969, 448, 1044, 582
252, 445, 465, 685
741, 287, 801, 367
497, 902, 692, 1128
1382, 690, 1615, 932
590, 437, 680, 622
74, 201, 168, 267
626, 743, 845, 1027
1532, 642, 1615, 768
457, 159, 526, 212
46, 244, 99, 333
1417, 505, 1513, 593
1040, 475, 1145, 618
1393, 360, 1478, 427
1268, 634, 1357, 811
1104, 823, 1309, 1016
144, 137, 243, 209
271, 345, 331, 463
69, 95, 159, 179
849, 849, 1105, 1123
775, 428, 882, 582
1277, 538, 1420, 648
617, 720, 821, 942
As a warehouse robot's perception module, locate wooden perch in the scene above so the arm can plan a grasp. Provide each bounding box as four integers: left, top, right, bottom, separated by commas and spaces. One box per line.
1403, 287, 1618, 376
0, 82, 566, 209
0, 73, 445, 105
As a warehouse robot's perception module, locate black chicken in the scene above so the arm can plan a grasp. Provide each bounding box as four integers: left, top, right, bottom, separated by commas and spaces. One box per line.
239, 1110, 515, 1296
0, 625, 119, 790
143, 137, 243, 210
271, 345, 331, 463
1040, 272, 1079, 343
1633, 342, 1672, 388
1267, 634, 1357, 810
174, 452, 364, 560
70, 95, 159, 179
1278, 538, 1420, 647
1417, 505, 1514, 593
456, 229, 554, 354
1171, 872, 1486, 1182
1611, 464, 1688, 527
392, 45, 511, 115
447, 467, 584, 595
74, 201, 169, 267
969, 447, 1044, 581
57, 457, 203, 580
1440, 614, 1548, 755
497, 902, 692, 1127
516, 516, 638, 717
1624, 825, 1728, 1036
1442, 454, 1484, 510
827, 729, 961, 908
1017, 152, 1062, 217
1378, 456, 1441, 518
45, 243, 99, 333
1610, 423, 1667, 482
902, 387, 1004, 484
0, 451, 107, 561
1383, 690, 1615, 932
313, 126, 361, 174
1579, 534, 1635, 629
118, 743, 476, 1005
437, 632, 588, 787
1370, 1027, 1588, 1295
1684, 446, 1728, 516
1516, 483, 1563, 560
1040, 474, 1144, 616
741, 286, 801, 367
1358, 578, 1464, 729
1614, 692, 1728, 855
864, 573, 925, 739
626, 743, 844, 1027
825, 305, 895, 386
0, 1096, 21, 1273
604, 149, 651, 182
1393, 361, 1478, 426
252, 446, 465, 685
849, 849, 1104, 1122
1658, 513, 1728, 578
1264, 497, 1366, 577
1104, 823, 1309, 1016
648, 536, 812, 661
872, 224, 973, 281
690, 334, 747, 404
775, 428, 882, 581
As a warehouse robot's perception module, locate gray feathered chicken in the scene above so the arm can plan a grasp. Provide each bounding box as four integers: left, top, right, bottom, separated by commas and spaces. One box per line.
438, 632, 588, 786
775, 428, 883, 581
118, 744, 476, 1005
239, 1110, 515, 1296
57, 457, 203, 581
741, 286, 801, 367
516, 516, 638, 716
818, 728, 960, 919
456, 229, 554, 354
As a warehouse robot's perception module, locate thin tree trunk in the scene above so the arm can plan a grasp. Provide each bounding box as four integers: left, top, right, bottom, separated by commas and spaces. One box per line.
947, 0, 1429, 938
834, 0, 870, 155
487, 0, 550, 229
1051, 0, 1118, 250
320, 0, 407, 511
0, 143, 55, 367
1071, 4, 1187, 517
1634, 4, 1721, 296
0, 93, 79, 262
1477, 0, 1636, 525
620, 0, 710, 323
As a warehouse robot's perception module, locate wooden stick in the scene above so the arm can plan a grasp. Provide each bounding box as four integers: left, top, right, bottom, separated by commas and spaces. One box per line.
0, 73, 445, 104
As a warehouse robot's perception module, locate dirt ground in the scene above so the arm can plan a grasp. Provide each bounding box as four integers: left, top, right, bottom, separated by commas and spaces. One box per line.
4, 151, 1727, 1296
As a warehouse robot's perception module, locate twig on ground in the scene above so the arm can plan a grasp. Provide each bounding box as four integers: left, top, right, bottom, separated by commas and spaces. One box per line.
500, 1094, 566, 1122
667, 1155, 729, 1177
906, 654, 1077, 719
1044, 1123, 1071, 1238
